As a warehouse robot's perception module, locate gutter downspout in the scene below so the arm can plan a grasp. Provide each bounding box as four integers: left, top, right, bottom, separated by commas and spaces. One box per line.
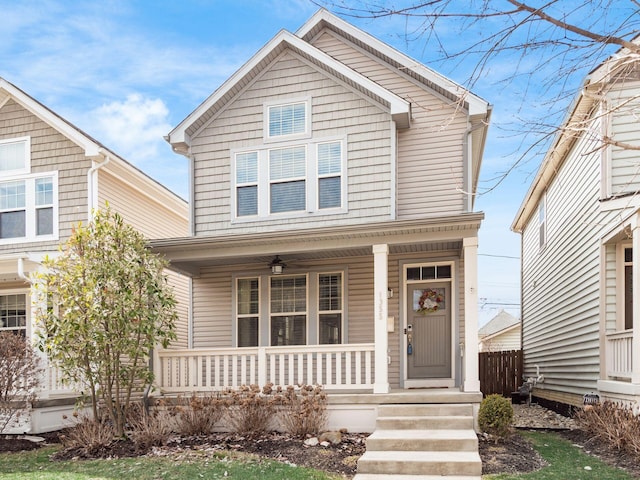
463, 120, 487, 213
17, 256, 29, 282
87, 149, 112, 220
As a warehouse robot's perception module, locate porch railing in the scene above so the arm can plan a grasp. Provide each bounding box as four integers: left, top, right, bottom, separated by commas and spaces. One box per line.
155, 343, 375, 393
606, 330, 633, 380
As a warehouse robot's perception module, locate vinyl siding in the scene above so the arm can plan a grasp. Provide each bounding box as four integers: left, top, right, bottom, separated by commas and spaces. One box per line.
521, 117, 614, 396
0, 99, 90, 252
480, 328, 521, 352
609, 79, 640, 196
311, 30, 468, 218
191, 250, 464, 389
191, 50, 392, 236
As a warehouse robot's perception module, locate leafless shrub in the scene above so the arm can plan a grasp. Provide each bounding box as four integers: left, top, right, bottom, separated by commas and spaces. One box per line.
126, 402, 172, 450
225, 384, 280, 437
576, 401, 640, 456
169, 392, 228, 435
60, 413, 115, 454
0, 332, 42, 433
280, 384, 327, 438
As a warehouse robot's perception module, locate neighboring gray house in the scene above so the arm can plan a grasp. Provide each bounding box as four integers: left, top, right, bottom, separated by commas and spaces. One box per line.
151, 9, 492, 477
512, 42, 640, 408
0, 78, 189, 433
478, 310, 520, 352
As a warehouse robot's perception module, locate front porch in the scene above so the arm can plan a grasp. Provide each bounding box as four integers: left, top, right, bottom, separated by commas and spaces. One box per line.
599, 329, 640, 402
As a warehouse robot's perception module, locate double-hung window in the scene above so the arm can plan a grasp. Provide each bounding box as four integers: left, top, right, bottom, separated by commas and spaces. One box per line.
269, 146, 306, 214
0, 137, 57, 243
236, 152, 258, 217
317, 142, 342, 209
236, 278, 259, 347
0, 293, 27, 337
318, 273, 342, 344
270, 275, 307, 346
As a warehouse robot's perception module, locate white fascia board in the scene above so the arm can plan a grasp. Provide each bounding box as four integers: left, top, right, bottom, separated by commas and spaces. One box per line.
167, 29, 409, 144
0, 78, 101, 158
297, 9, 489, 116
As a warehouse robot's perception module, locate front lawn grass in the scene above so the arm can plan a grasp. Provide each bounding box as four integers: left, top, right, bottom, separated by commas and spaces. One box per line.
0, 446, 340, 480
485, 430, 634, 480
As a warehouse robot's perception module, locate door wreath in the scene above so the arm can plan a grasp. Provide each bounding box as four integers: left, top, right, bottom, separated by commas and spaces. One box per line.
415, 288, 444, 314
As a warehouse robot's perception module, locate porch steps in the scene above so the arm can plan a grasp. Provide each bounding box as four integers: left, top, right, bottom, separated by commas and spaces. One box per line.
354, 403, 481, 480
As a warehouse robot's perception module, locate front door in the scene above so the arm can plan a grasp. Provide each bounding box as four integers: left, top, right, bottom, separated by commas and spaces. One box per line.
407, 282, 451, 378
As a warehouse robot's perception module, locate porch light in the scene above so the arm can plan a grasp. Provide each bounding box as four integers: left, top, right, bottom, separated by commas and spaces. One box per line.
269, 255, 286, 275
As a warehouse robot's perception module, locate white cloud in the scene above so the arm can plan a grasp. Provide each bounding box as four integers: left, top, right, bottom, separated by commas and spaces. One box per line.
91, 94, 172, 162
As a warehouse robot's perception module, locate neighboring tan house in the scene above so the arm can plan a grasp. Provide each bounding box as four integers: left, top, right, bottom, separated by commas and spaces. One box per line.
512, 42, 640, 409
152, 6, 490, 431
0, 78, 189, 433
478, 310, 520, 352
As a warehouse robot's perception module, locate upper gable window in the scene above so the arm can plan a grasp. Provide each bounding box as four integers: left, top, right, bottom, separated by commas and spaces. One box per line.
265, 100, 310, 141
0, 137, 30, 175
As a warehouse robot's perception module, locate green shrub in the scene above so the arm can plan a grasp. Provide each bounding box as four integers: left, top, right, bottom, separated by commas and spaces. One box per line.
478, 394, 513, 438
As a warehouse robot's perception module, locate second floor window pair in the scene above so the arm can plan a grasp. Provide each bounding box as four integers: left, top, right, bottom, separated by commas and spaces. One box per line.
0, 137, 56, 241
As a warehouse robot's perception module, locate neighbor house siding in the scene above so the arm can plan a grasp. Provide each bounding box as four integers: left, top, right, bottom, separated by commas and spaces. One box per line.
521, 119, 605, 400
311, 30, 468, 218
190, 50, 393, 236
0, 99, 90, 251
609, 79, 640, 196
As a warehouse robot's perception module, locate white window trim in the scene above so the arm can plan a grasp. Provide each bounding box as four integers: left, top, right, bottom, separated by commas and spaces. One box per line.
231, 136, 347, 223
234, 276, 261, 348
0, 290, 29, 337
0, 136, 31, 176
317, 271, 344, 345
268, 273, 309, 347
616, 242, 632, 332
0, 171, 59, 245
263, 97, 312, 143
538, 193, 547, 251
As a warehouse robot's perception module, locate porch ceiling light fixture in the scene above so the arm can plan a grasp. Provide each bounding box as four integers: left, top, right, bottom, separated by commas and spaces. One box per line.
269, 255, 286, 275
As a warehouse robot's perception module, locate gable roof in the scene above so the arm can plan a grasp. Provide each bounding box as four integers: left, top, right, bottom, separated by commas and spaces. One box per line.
0, 77, 186, 214
166, 9, 491, 165
478, 310, 519, 338
511, 39, 640, 233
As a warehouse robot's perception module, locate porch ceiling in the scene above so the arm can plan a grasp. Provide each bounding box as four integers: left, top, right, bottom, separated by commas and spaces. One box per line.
150, 214, 482, 276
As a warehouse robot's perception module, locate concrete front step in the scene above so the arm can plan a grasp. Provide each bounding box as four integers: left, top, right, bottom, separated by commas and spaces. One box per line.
357, 450, 482, 476
377, 403, 473, 417
365, 428, 478, 452
353, 475, 481, 480
376, 414, 474, 430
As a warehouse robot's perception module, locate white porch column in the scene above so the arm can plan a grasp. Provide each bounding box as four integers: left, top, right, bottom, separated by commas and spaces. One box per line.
373, 244, 390, 393
631, 214, 640, 384
463, 237, 481, 392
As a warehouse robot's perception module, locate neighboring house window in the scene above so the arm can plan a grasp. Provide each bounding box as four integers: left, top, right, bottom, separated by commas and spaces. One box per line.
318, 273, 342, 344
269, 146, 306, 214
0, 136, 57, 243
0, 137, 29, 175
0, 174, 57, 241
237, 277, 259, 347
0, 293, 26, 337
538, 194, 546, 250
267, 102, 307, 138
270, 275, 306, 346
624, 247, 633, 330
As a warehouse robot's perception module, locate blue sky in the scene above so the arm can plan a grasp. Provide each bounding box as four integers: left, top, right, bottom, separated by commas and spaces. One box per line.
2, 0, 625, 325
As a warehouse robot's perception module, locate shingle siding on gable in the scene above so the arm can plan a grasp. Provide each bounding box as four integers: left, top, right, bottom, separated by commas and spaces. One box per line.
0, 99, 90, 252
310, 30, 468, 218
191, 50, 393, 236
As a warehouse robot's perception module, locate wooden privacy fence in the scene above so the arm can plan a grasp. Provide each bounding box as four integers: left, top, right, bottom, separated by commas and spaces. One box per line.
479, 349, 523, 397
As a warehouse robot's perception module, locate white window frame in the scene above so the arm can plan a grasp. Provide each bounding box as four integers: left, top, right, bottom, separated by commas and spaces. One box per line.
264, 98, 311, 143
317, 272, 344, 345
235, 276, 260, 348
0, 171, 58, 244
268, 145, 307, 215
231, 137, 346, 222
616, 242, 633, 332
538, 193, 546, 251
268, 274, 308, 347
0, 136, 30, 176
0, 290, 29, 337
